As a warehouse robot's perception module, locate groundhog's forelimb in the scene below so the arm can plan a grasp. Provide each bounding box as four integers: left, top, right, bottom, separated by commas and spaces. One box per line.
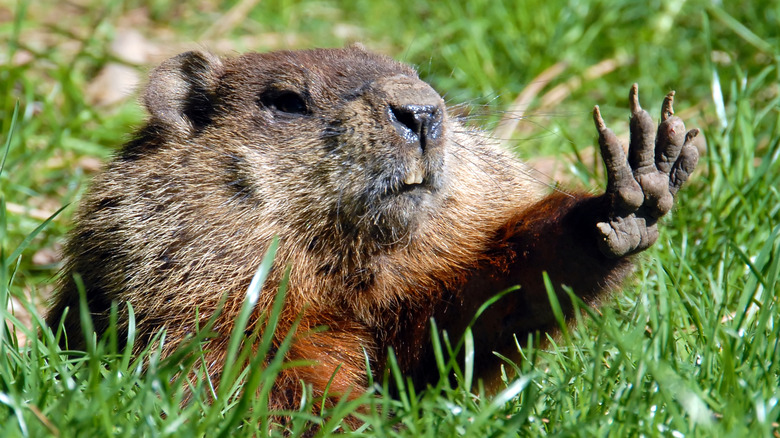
430, 85, 698, 387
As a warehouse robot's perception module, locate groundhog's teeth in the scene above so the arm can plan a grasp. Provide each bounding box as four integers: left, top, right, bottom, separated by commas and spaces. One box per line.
403, 168, 424, 185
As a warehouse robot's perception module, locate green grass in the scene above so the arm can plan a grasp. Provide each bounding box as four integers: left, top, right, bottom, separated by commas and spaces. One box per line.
2, 0, 780, 436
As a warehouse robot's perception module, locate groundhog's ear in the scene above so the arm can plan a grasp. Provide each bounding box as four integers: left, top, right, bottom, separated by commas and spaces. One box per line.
347, 42, 368, 52
143, 51, 223, 135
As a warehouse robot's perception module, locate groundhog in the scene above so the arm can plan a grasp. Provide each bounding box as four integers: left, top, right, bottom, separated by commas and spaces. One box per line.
46, 45, 698, 411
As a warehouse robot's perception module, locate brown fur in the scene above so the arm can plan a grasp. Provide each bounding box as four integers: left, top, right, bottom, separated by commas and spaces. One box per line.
46, 45, 697, 411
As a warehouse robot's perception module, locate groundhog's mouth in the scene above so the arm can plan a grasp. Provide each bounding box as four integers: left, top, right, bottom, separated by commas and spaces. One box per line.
395, 168, 431, 195
394, 161, 435, 195
398, 181, 428, 194
375, 172, 432, 199
381, 157, 442, 200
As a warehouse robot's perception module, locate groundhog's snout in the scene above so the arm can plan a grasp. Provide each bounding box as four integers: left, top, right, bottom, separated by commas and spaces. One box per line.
375, 75, 445, 186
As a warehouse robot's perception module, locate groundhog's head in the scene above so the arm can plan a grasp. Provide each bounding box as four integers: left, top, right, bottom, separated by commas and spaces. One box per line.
134, 45, 451, 247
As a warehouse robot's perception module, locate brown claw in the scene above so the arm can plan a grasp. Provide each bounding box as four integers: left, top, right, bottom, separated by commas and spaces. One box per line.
629, 83, 641, 115
593, 105, 606, 131
685, 128, 700, 143
661, 91, 675, 121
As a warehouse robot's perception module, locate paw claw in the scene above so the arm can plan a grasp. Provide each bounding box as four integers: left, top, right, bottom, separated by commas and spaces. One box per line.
593, 105, 606, 131
629, 83, 641, 114
685, 128, 700, 143
661, 91, 675, 121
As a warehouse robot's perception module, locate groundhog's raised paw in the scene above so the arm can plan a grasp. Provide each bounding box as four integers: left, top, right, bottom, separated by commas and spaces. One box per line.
592, 84, 699, 258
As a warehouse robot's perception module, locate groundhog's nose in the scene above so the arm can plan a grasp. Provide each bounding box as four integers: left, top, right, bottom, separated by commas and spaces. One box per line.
389, 104, 442, 152
376, 74, 445, 154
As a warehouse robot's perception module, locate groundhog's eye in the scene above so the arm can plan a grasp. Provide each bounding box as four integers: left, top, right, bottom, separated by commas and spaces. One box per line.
260, 90, 309, 115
